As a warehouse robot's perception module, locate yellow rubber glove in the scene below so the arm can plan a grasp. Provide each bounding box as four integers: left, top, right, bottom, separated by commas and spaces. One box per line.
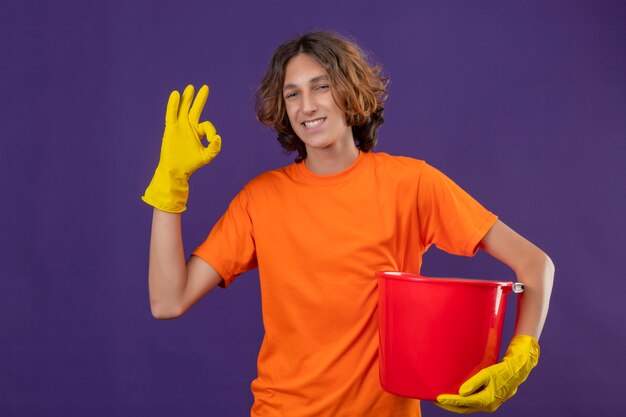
142, 84, 222, 213
436, 335, 540, 414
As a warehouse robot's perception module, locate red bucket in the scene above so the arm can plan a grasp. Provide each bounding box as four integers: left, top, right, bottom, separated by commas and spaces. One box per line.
376, 271, 523, 400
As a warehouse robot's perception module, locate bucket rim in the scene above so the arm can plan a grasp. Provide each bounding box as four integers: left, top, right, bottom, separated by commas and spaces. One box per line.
375, 271, 514, 289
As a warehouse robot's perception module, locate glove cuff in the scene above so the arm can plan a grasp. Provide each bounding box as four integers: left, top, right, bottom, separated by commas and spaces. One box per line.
505, 335, 540, 382
142, 167, 190, 213
508, 335, 540, 364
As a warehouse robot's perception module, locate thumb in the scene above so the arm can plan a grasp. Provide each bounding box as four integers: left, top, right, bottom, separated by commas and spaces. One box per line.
203, 134, 222, 162
197, 121, 221, 162
458, 368, 491, 396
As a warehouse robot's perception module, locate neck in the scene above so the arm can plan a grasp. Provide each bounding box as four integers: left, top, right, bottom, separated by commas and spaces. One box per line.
304, 141, 360, 175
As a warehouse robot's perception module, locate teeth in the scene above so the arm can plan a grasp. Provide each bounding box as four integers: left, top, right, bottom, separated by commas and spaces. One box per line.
303, 118, 325, 128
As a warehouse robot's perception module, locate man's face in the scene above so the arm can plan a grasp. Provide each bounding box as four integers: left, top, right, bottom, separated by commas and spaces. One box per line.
282, 54, 354, 153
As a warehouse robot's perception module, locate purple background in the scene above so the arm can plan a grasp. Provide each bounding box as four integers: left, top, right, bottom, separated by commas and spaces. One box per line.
2, 1, 624, 416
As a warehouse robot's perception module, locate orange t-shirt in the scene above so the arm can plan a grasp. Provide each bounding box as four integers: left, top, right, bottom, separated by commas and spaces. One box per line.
192, 151, 498, 417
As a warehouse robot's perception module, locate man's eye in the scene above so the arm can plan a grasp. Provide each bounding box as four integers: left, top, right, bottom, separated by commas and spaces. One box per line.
316, 85, 330, 91
285, 92, 298, 99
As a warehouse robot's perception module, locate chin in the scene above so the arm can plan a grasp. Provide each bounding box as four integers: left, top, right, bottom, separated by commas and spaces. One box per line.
302, 137, 336, 150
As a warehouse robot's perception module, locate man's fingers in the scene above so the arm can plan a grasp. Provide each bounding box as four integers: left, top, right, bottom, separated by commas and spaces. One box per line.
438, 392, 488, 408
165, 90, 180, 124
197, 120, 217, 139
434, 401, 473, 414
437, 394, 465, 405
189, 85, 209, 125
178, 84, 195, 119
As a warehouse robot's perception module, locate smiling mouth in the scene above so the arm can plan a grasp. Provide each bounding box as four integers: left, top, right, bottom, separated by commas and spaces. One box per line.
302, 117, 326, 128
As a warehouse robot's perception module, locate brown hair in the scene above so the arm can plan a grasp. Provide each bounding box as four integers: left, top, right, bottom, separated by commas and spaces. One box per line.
255, 31, 389, 162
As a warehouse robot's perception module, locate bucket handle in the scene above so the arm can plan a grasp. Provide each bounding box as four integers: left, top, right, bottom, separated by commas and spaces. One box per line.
512, 282, 524, 293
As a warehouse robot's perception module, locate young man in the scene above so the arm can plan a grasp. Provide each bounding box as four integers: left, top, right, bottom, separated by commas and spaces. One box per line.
142, 32, 554, 416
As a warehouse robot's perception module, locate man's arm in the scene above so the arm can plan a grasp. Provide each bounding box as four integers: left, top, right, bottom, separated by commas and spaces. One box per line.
142, 84, 223, 319
436, 219, 554, 413
148, 208, 223, 319
478, 219, 554, 339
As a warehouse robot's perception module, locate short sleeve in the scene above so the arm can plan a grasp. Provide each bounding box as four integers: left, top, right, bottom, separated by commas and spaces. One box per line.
192, 186, 258, 288
416, 162, 498, 256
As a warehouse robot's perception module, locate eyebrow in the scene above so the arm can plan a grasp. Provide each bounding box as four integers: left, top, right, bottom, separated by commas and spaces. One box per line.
283, 75, 329, 92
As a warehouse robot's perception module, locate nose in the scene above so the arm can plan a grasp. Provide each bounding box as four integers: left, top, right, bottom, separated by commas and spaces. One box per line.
301, 90, 317, 114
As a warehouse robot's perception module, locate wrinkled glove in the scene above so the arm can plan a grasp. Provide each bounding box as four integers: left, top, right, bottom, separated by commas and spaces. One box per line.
142, 84, 222, 213
436, 335, 540, 414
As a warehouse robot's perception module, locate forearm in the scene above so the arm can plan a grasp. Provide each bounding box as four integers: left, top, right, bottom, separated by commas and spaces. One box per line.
479, 220, 555, 340
438, 220, 550, 411
148, 208, 188, 318
512, 251, 555, 339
